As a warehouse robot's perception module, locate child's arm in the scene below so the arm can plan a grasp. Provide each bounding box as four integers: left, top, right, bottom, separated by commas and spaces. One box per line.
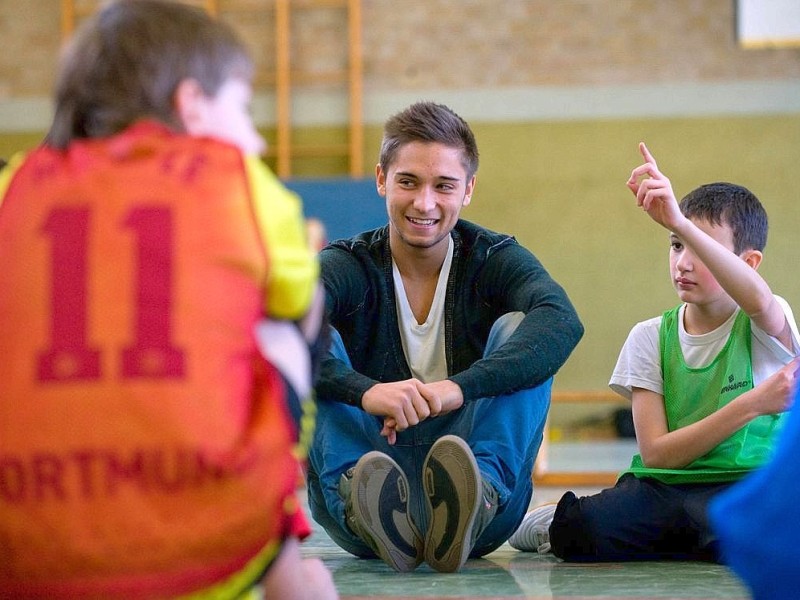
633, 358, 798, 468
261, 537, 339, 600
627, 142, 791, 348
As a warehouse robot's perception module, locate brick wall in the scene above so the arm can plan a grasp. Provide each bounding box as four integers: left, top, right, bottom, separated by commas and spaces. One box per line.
1, 0, 798, 99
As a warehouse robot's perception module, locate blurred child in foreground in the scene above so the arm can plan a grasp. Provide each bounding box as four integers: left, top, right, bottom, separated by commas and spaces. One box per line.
0, 1, 336, 598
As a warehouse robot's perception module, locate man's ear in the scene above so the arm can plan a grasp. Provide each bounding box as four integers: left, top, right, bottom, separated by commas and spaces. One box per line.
376, 163, 387, 197
462, 174, 476, 207
173, 78, 207, 133
742, 248, 763, 270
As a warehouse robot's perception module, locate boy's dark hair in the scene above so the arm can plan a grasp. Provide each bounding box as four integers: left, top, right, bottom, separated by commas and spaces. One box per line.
680, 182, 768, 254
379, 101, 479, 180
46, 0, 253, 149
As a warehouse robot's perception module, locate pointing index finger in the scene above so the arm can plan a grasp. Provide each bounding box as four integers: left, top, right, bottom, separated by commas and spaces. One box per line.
639, 141, 657, 167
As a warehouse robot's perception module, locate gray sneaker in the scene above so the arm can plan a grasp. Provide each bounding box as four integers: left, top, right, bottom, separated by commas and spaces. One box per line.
422, 435, 498, 572
340, 451, 423, 572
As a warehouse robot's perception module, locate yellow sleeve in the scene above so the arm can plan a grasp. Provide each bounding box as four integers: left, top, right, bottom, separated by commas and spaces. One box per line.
244, 155, 319, 320
0, 152, 27, 208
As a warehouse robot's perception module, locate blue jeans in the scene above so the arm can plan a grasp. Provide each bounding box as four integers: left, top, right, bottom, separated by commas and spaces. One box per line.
306, 313, 552, 558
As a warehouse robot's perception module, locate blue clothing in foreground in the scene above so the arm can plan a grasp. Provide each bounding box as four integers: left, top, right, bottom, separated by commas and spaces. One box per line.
710, 385, 800, 600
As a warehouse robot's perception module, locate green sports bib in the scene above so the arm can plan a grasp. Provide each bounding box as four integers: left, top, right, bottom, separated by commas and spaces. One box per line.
624, 306, 783, 484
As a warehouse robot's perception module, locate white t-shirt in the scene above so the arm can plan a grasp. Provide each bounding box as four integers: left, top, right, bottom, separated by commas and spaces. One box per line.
392, 236, 453, 383
609, 296, 800, 400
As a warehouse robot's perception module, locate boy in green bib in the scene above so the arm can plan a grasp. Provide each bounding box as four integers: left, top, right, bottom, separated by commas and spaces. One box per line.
509, 142, 799, 561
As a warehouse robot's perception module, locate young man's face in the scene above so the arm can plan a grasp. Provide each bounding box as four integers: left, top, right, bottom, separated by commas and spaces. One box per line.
188, 77, 265, 156
669, 218, 736, 306
377, 141, 475, 255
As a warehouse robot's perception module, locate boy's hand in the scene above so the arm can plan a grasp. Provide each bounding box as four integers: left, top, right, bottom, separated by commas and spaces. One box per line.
626, 142, 687, 232
751, 357, 800, 416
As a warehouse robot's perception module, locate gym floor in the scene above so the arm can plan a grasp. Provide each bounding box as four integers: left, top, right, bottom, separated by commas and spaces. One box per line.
299, 440, 751, 600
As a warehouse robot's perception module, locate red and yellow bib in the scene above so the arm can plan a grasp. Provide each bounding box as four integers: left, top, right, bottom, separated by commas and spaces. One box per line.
0, 122, 317, 598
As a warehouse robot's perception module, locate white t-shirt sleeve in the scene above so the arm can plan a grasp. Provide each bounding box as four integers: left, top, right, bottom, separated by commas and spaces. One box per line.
608, 296, 800, 402
750, 295, 800, 385
608, 316, 663, 401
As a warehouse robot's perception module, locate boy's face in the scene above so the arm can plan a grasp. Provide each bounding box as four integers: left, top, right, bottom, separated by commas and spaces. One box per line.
669, 217, 736, 306
377, 141, 475, 255
188, 77, 265, 156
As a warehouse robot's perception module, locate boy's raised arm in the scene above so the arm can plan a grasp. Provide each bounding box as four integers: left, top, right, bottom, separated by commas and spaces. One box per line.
627, 142, 790, 346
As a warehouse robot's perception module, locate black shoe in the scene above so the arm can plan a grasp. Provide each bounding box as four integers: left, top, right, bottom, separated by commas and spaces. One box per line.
339, 451, 423, 572
422, 435, 498, 572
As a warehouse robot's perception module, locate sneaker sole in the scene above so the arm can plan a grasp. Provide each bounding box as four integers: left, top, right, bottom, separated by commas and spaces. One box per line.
351, 451, 423, 572
423, 435, 481, 573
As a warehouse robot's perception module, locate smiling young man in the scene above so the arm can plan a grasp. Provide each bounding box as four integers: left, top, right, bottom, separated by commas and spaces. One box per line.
305, 101, 583, 573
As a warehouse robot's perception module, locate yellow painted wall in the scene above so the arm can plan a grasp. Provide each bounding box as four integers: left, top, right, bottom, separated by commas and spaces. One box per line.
465, 114, 800, 391
3, 113, 797, 394
262, 114, 800, 393
0, 133, 44, 159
